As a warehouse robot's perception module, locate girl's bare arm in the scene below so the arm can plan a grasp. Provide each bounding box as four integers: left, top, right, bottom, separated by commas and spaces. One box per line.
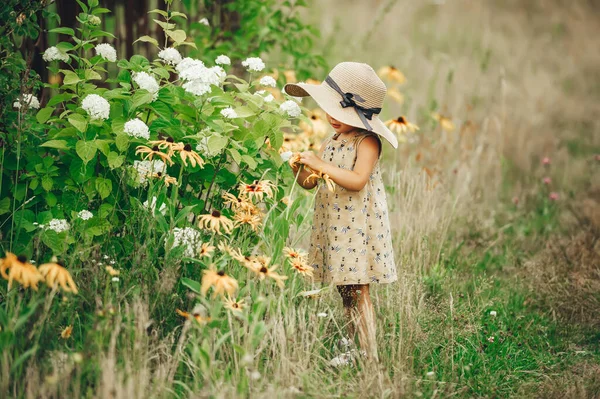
290, 140, 328, 190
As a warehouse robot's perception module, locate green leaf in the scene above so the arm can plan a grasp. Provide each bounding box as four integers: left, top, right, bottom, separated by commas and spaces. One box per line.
49, 27, 75, 36
40, 140, 69, 151
47, 93, 74, 107
95, 177, 112, 199
36, 107, 55, 124
84, 69, 102, 80
0, 197, 10, 216
115, 133, 129, 152
181, 278, 201, 295
91, 7, 111, 15
133, 35, 159, 47
107, 152, 125, 169
61, 70, 81, 85
132, 90, 155, 109
241, 155, 258, 170
68, 113, 87, 132
228, 148, 242, 165
76, 140, 97, 164
89, 30, 116, 39
148, 9, 168, 17
166, 29, 186, 43
207, 135, 228, 155
153, 19, 176, 30
233, 106, 255, 118
41, 175, 53, 191
41, 230, 66, 254
94, 139, 111, 156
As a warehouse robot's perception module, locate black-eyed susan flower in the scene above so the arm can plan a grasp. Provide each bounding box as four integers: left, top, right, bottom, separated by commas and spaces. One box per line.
176, 308, 211, 324
177, 144, 205, 168
150, 171, 179, 187
385, 116, 420, 135
198, 210, 234, 235
377, 65, 406, 84
135, 145, 174, 166
303, 167, 336, 192
238, 180, 275, 202
288, 152, 302, 170
0, 253, 44, 290
245, 256, 288, 288
283, 247, 307, 259
148, 137, 184, 157
222, 192, 255, 213
223, 294, 246, 313
432, 112, 455, 132
233, 211, 262, 232
38, 260, 79, 294
199, 242, 215, 258
105, 266, 119, 276
200, 263, 238, 297
289, 257, 314, 277
60, 325, 73, 339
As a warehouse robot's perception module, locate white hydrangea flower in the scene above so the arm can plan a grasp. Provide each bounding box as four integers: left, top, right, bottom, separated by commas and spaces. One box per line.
241, 57, 265, 72
81, 94, 110, 121
172, 227, 203, 257
77, 210, 93, 220
259, 76, 277, 87
123, 118, 150, 140
280, 100, 301, 118
255, 90, 274, 103
220, 107, 237, 119
158, 47, 182, 66
42, 46, 69, 63
95, 43, 117, 62
13, 94, 40, 110
46, 219, 70, 233
133, 160, 166, 184
132, 71, 159, 101
176, 58, 223, 96
143, 196, 167, 215
215, 54, 231, 65
199, 17, 210, 26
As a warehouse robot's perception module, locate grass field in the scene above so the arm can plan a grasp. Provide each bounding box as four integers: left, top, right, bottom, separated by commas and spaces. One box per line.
2, 0, 600, 397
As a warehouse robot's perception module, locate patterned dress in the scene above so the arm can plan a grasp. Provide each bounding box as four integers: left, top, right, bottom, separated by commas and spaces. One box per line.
307, 131, 398, 286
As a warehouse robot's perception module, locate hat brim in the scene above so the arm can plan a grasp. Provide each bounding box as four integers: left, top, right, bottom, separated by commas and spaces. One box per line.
283, 82, 399, 149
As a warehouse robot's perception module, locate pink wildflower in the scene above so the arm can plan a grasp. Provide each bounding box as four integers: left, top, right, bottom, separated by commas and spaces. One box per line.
542, 177, 552, 185
512, 196, 519, 205
549, 192, 559, 201
542, 157, 551, 166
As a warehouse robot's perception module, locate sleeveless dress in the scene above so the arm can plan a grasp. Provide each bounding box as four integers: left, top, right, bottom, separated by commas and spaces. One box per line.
307, 131, 398, 286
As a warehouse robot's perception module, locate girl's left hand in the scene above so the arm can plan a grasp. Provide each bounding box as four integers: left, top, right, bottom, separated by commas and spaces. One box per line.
299, 151, 324, 171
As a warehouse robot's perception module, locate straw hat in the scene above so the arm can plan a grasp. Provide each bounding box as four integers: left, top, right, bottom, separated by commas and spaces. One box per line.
283, 62, 398, 149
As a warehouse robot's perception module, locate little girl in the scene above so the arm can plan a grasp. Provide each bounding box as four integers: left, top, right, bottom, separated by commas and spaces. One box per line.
284, 62, 399, 365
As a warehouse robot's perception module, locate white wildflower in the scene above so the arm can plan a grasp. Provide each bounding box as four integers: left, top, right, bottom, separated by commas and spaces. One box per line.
46, 219, 70, 233
280, 151, 293, 162
158, 47, 182, 66
111, 277, 119, 282
42, 46, 69, 63
220, 107, 237, 119
489, 310, 497, 317
13, 94, 40, 110
215, 54, 230, 65
123, 118, 150, 140
280, 100, 301, 118
176, 58, 223, 96
487, 336, 495, 343
259, 76, 276, 87
241, 57, 265, 72
77, 210, 93, 220
317, 312, 328, 318
95, 43, 117, 62
199, 17, 209, 26
143, 196, 167, 215
426, 371, 435, 377
172, 227, 203, 257
81, 94, 110, 121
255, 90, 274, 103
133, 160, 166, 184
132, 71, 159, 101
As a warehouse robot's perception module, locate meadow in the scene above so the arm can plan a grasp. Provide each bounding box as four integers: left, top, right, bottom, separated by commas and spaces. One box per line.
0, 0, 599, 398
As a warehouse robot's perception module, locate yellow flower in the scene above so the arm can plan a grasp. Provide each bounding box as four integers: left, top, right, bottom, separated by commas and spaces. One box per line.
0, 253, 44, 290
176, 308, 211, 324
387, 87, 404, 103
303, 167, 336, 192
177, 144, 205, 168
289, 257, 314, 277
60, 325, 73, 339
283, 247, 307, 259
432, 112, 455, 132
199, 243, 215, 258
238, 180, 275, 202
150, 171, 178, 187
233, 210, 263, 232
222, 192, 255, 214
244, 256, 288, 288
223, 294, 246, 313
299, 109, 329, 138
281, 196, 290, 206
201, 264, 238, 297
283, 69, 297, 83
105, 266, 119, 276
385, 116, 419, 135
377, 65, 406, 84
198, 210, 235, 235
38, 261, 79, 294
135, 145, 174, 166
148, 137, 184, 157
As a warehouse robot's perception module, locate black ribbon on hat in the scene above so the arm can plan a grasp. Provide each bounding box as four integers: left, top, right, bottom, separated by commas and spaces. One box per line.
325, 75, 382, 131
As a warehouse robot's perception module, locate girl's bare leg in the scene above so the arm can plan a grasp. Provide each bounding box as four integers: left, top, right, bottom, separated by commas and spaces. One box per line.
337, 284, 379, 362
337, 284, 357, 341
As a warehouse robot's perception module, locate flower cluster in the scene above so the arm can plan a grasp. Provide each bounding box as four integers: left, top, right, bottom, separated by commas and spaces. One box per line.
81, 94, 110, 121
13, 94, 40, 110
259, 76, 277, 87
215, 55, 230, 65
172, 227, 203, 257
43, 46, 69, 63
220, 107, 237, 119
132, 71, 160, 101
124, 118, 150, 140
1, 253, 78, 293
176, 58, 225, 96
280, 100, 301, 118
241, 57, 265, 72
46, 219, 70, 233
77, 210, 93, 220
132, 160, 166, 184
158, 47, 182, 65
95, 43, 117, 62
255, 90, 274, 103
